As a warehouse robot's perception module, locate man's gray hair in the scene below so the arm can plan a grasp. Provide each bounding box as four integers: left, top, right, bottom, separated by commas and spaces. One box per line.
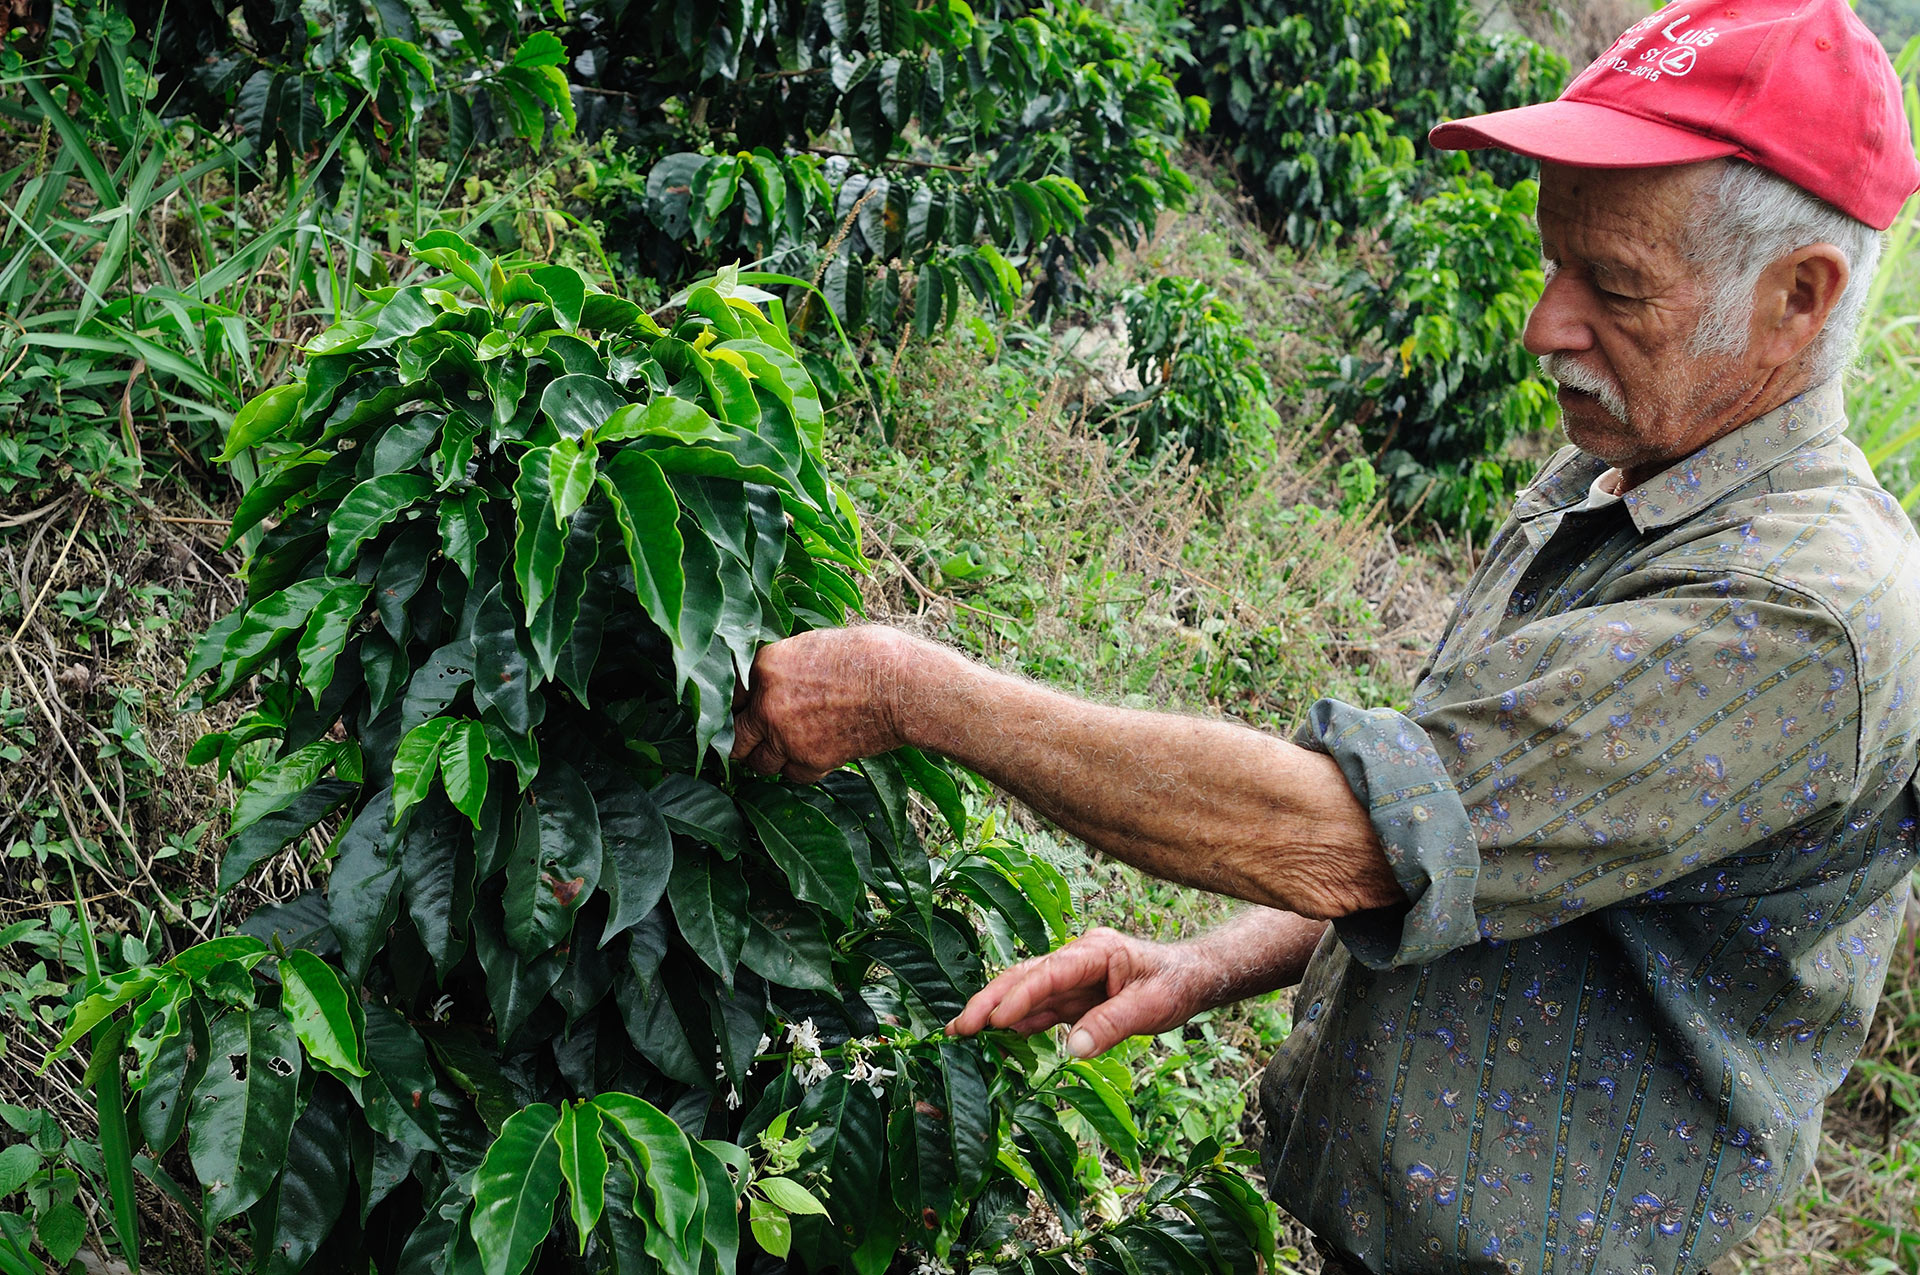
1685, 162, 1882, 384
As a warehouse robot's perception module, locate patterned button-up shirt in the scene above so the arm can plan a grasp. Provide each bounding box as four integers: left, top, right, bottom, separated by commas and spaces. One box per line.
1259, 380, 1919, 1275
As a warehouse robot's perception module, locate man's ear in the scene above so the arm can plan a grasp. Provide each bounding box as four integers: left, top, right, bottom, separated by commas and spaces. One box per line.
1749, 243, 1849, 370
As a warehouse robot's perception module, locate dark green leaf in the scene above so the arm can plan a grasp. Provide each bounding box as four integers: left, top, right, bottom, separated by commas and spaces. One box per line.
440, 488, 488, 583
939, 1041, 996, 1199
740, 905, 836, 992
189, 1009, 301, 1224
739, 782, 863, 923
219, 781, 355, 892
666, 853, 748, 980
596, 775, 673, 945
893, 745, 966, 843
261, 1080, 355, 1275
400, 794, 474, 980
327, 474, 434, 574
503, 761, 602, 956
471, 584, 534, 733
361, 1004, 444, 1151
328, 792, 404, 986
650, 774, 745, 856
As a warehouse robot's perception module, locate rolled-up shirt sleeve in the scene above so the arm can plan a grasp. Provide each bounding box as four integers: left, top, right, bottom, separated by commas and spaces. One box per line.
1299, 571, 1863, 970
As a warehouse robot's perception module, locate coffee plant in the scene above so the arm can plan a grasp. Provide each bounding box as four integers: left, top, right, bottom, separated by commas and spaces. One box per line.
1184, 0, 1566, 247
51, 246, 1275, 1273
1316, 170, 1557, 535
1092, 276, 1277, 463
586, 0, 1199, 329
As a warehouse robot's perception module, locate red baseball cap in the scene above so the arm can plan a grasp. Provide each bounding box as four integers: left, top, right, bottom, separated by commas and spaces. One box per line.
1429, 0, 1920, 229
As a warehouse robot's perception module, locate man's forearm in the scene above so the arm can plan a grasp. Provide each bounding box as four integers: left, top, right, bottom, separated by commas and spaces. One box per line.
895, 646, 1405, 919
1178, 908, 1331, 1007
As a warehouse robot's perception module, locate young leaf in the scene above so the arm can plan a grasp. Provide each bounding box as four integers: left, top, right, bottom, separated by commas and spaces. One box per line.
218, 382, 307, 461
441, 487, 487, 582
295, 581, 370, 703
392, 716, 461, 824
554, 1102, 608, 1251
748, 1198, 791, 1258
548, 436, 599, 524
470, 1104, 563, 1275
440, 720, 491, 827
599, 449, 685, 639
231, 740, 351, 835
279, 949, 368, 1078
756, 1176, 828, 1216
596, 397, 730, 445
513, 448, 567, 624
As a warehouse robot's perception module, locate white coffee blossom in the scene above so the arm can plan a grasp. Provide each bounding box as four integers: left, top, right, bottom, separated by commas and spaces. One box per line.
787, 1018, 822, 1055
756, 1033, 772, 1055
793, 1055, 833, 1088
848, 1054, 896, 1098
725, 1086, 742, 1110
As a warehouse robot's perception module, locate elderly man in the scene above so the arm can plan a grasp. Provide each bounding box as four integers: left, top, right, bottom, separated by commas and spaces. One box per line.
732, 0, 1920, 1269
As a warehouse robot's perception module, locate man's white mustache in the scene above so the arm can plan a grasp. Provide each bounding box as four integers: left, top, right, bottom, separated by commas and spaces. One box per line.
1539, 353, 1629, 426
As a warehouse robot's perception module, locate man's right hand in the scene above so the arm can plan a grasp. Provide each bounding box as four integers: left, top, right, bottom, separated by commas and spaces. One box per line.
943, 927, 1215, 1059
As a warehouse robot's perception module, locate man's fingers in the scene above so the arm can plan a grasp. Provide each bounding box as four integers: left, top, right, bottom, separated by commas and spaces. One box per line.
1065, 980, 1182, 1058
730, 709, 763, 760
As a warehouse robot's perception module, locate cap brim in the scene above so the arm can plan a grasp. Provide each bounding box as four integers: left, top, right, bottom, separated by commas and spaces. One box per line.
1429, 100, 1742, 169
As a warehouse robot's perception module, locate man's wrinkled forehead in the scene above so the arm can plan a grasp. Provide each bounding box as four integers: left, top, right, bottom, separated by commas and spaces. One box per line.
1535, 161, 1715, 256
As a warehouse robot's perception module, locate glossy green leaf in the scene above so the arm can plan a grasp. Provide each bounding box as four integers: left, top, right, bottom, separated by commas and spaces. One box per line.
218, 382, 306, 460
894, 745, 967, 843
596, 776, 673, 945
541, 373, 625, 440
326, 473, 434, 574
295, 581, 369, 703
548, 436, 598, 523
503, 761, 602, 956
471, 1103, 562, 1275
739, 782, 864, 924
555, 1102, 608, 1251
940, 1041, 997, 1197
597, 397, 730, 445
231, 740, 351, 835
740, 905, 836, 992
189, 1009, 302, 1224
592, 1093, 701, 1248
328, 792, 405, 987
513, 448, 566, 624
279, 949, 367, 1078
665, 853, 748, 980
600, 448, 685, 638
392, 716, 461, 825
440, 720, 490, 827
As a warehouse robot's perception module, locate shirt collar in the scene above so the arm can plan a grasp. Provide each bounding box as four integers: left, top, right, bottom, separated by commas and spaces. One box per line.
1510, 380, 1848, 532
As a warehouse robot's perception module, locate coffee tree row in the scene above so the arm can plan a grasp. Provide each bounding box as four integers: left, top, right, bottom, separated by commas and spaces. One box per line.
54, 246, 1275, 1273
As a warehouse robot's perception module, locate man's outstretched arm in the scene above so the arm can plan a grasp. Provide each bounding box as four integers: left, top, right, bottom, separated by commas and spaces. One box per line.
730, 627, 1405, 920
945, 908, 1331, 1057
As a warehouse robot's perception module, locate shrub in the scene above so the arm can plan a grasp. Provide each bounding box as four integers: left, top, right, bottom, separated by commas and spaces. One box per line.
1315, 170, 1558, 536
1096, 275, 1278, 463
1184, 0, 1566, 247
54, 246, 1275, 1273
594, 0, 1199, 333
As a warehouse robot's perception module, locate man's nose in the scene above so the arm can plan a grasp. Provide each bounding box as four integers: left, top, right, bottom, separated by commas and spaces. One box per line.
1522, 269, 1594, 358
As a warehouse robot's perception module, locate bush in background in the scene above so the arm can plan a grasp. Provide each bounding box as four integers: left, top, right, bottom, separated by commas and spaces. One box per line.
1183, 0, 1565, 248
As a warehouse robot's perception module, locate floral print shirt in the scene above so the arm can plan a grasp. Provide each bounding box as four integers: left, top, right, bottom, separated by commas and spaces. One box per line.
1259, 381, 1919, 1274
